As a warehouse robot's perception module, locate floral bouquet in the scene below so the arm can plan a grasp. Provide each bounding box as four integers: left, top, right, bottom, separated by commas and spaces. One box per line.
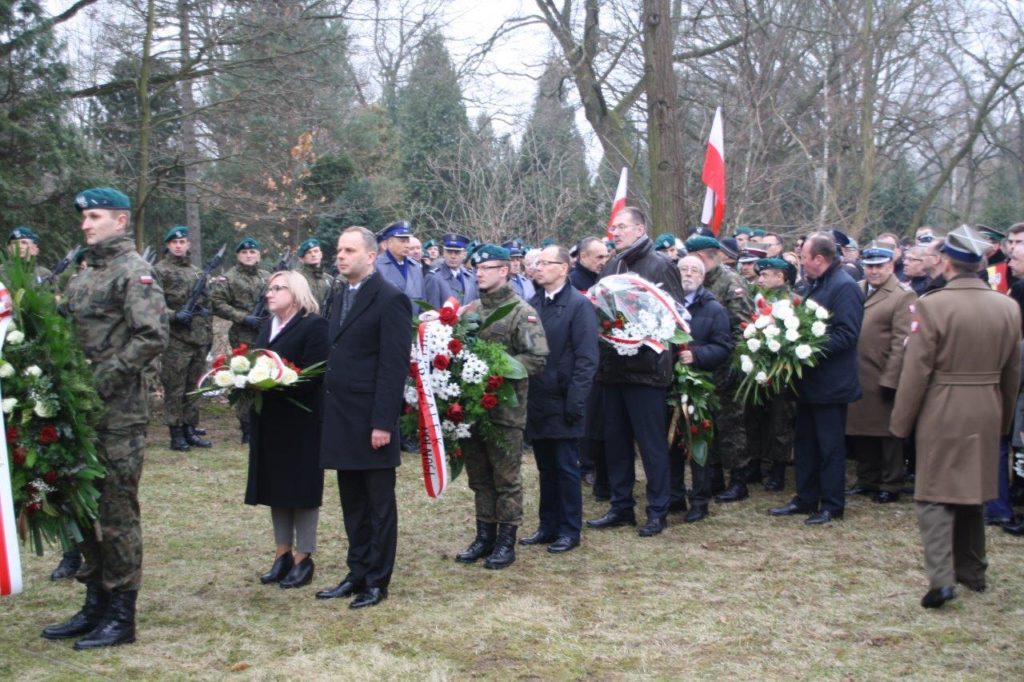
733, 293, 830, 405
403, 298, 527, 499
667, 356, 720, 466
193, 343, 324, 413
589, 274, 690, 356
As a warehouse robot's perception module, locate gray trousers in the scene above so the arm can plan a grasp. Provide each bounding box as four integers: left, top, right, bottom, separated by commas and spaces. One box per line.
915, 502, 987, 589
270, 507, 320, 554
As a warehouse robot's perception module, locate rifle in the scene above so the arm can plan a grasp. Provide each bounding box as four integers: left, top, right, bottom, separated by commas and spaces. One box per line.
176, 244, 227, 326
250, 247, 292, 320
41, 245, 84, 285
141, 246, 157, 264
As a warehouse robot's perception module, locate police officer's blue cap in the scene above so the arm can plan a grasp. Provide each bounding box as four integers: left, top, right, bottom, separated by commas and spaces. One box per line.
74, 187, 131, 212
8, 226, 38, 243
376, 220, 412, 243
441, 233, 471, 250
236, 237, 260, 252
940, 225, 988, 263
653, 233, 676, 251
164, 225, 188, 242
470, 244, 511, 267
685, 235, 721, 253
861, 243, 894, 265
297, 238, 320, 256
501, 239, 525, 257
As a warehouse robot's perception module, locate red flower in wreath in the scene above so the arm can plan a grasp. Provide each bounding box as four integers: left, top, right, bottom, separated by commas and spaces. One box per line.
439, 307, 458, 326
690, 425, 699, 435
26, 501, 41, 515
701, 419, 711, 429
481, 394, 499, 411
601, 320, 612, 331
613, 319, 624, 329
485, 375, 504, 392
433, 354, 450, 371
231, 343, 249, 357
212, 353, 227, 369
445, 403, 464, 423
43, 470, 57, 485
409, 362, 418, 379
453, 447, 463, 460
448, 338, 463, 355
6, 425, 18, 444
11, 447, 26, 466
793, 296, 802, 305
38, 424, 59, 445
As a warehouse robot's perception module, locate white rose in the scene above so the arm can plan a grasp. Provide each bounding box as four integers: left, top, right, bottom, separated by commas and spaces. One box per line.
754, 315, 772, 329
23, 365, 43, 378
785, 328, 800, 342
740, 355, 754, 374
784, 316, 800, 331
6, 330, 24, 344
743, 324, 757, 339
815, 306, 830, 320
233, 375, 248, 389
763, 325, 780, 338
213, 371, 235, 388
747, 338, 762, 353
33, 401, 54, 418
767, 339, 781, 353
755, 371, 769, 385
687, 404, 695, 415
0, 362, 14, 378
229, 355, 251, 373
254, 355, 275, 371
247, 366, 271, 384
1, 397, 16, 413
281, 368, 299, 385
811, 320, 827, 337
795, 344, 813, 360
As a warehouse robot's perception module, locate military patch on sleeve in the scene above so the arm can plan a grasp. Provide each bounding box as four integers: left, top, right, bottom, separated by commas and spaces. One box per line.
910, 319, 919, 333
527, 315, 538, 323
734, 288, 745, 296
139, 275, 154, 285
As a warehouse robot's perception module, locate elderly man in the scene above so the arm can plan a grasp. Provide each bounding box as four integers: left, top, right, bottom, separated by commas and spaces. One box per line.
375, 220, 424, 310
844, 244, 915, 503
891, 225, 1021, 607
425, 232, 477, 307
769, 232, 863, 525
570, 236, 608, 292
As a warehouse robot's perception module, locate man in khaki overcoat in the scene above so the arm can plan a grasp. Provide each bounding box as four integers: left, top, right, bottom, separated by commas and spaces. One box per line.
890, 226, 1022, 609
846, 244, 915, 502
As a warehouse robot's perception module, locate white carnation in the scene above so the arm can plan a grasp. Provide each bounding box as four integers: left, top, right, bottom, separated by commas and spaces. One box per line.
784, 316, 800, 331
441, 419, 456, 435
767, 339, 781, 353
763, 325, 781, 338
743, 324, 757, 339
229, 355, 251, 373
6, 330, 24, 344
815, 306, 830, 320
1, 397, 16, 413
0, 362, 14, 378
454, 423, 472, 439
213, 370, 235, 388
795, 344, 813, 360
233, 375, 248, 389
811, 320, 827, 337
785, 328, 800, 342
687, 404, 695, 415
405, 385, 419, 405
281, 368, 299, 385
746, 338, 762, 353
754, 315, 772, 329
23, 365, 43, 378
755, 371, 769, 385
740, 355, 754, 374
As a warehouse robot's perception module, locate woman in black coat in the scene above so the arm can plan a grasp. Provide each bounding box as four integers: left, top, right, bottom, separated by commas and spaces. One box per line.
244, 270, 329, 589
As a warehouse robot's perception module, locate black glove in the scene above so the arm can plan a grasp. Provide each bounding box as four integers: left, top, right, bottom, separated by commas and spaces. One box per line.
173, 309, 194, 327
880, 386, 896, 403
565, 412, 583, 425
242, 315, 262, 330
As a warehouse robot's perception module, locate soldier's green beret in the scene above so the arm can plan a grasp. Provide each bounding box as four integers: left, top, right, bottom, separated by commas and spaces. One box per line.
977, 224, 1006, 241
735, 226, 753, 236
236, 237, 260, 252
74, 187, 131, 212
755, 257, 792, 273
654, 233, 676, 251
469, 244, 511, 267
164, 225, 188, 242
297, 238, 320, 256
465, 240, 480, 259
751, 229, 766, 237
540, 238, 556, 248
684, 235, 721, 253
8, 226, 38, 242
424, 239, 438, 250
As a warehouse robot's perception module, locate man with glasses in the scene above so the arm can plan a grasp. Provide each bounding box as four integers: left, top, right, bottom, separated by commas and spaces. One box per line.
903, 245, 932, 296
586, 207, 686, 537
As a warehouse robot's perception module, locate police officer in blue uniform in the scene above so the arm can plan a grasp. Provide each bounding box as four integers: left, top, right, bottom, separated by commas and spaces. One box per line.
425, 232, 478, 306
375, 220, 424, 312
502, 239, 536, 301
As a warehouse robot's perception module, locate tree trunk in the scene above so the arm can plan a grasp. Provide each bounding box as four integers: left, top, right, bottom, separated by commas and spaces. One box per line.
849, 0, 876, 239
179, 0, 203, 264
134, 0, 156, 251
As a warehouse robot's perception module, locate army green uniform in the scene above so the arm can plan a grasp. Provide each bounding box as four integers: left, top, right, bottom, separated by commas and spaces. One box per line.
67, 234, 169, 592
299, 261, 333, 310
462, 284, 548, 525
154, 254, 212, 428
210, 263, 268, 429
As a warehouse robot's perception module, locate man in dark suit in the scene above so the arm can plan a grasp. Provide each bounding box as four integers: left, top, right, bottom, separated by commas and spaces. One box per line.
315, 226, 412, 609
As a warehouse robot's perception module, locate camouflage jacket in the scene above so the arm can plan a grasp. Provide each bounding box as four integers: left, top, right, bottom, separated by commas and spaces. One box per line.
210, 263, 269, 329
299, 261, 334, 311
705, 264, 754, 331
68, 234, 169, 430
155, 254, 212, 347
471, 284, 549, 429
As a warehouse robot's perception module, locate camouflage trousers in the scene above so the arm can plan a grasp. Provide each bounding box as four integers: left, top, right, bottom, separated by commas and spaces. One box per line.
463, 427, 524, 525
161, 338, 208, 427
77, 427, 146, 592
710, 387, 749, 471
745, 398, 795, 463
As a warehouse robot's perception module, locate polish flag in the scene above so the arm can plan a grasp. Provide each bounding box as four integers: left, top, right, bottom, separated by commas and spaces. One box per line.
701, 107, 726, 236
0, 283, 22, 597
605, 167, 628, 240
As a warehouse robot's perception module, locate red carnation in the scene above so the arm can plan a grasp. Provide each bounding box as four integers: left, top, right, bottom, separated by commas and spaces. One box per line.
445, 403, 464, 423
613, 319, 624, 329
793, 296, 802, 305
5, 426, 17, 444
481, 394, 499, 411
212, 353, 227, 369
12, 447, 26, 466
448, 338, 463, 355
690, 425, 699, 435
740, 321, 749, 330
43, 470, 57, 485
26, 501, 41, 515
601, 320, 612, 331
453, 448, 463, 460
485, 375, 504, 391
701, 419, 711, 429
38, 424, 59, 445
404, 403, 415, 414
433, 354, 450, 371
409, 362, 418, 379
231, 343, 249, 357
439, 307, 458, 326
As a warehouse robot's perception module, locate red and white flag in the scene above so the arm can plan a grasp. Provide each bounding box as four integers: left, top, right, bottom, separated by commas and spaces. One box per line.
605, 167, 629, 240
0, 283, 22, 596
701, 107, 726, 236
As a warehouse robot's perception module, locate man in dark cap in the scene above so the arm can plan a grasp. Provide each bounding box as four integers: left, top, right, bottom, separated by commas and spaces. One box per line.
718, 237, 741, 269
653, 233, 679, 262
7, 226, 53, 283
375, 220, 424, 311
891, 225, 1021, 608
42, 187, 168, 649
297, 238, 334, 308
424, 232, 478, 307
422, 239, 439, 268
734, 226, 753, 250
737, 244, 768, 285
502, 239, 536, 300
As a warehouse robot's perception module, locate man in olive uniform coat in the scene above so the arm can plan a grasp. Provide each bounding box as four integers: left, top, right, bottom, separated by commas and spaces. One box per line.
42, 187, 168, 649
891, 225, 1021, 609
155, 226, 213, 452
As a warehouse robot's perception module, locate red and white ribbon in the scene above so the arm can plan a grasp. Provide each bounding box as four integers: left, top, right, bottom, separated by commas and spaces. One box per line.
414, 302, 459, 499
0, 282, 23, 596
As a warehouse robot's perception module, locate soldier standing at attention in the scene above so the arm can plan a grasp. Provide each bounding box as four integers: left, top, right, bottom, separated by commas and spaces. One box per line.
296, 237, 333, 307
455, 244, 548, 570
211, 237, 269, 443
41, 187, 168, 649
155, 226, 213, 452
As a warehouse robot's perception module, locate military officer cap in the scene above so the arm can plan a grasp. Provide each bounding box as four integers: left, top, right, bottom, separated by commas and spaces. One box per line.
164, 225, 188, 242
441, 233, 471, 250
719, 237, 741, 260
751, 228, 766, 238
236, 237, 260, 252
684, 235, 721, 253
735, 226, 753, 237
297, 238, 320, 256
977, 224, 1006, 242
502, 239, 526, 257
738, 244, 769, 263
941, 225, 988, 263
8, 226, 38, 242
689, 226, 715, 238
569, 242, 580, 258
376, 220, 412, 243
653, 233, 676, 251
74, 187, 131, 212
470, 244, 511, 267
755, 257, 793, 274
861, 243, 894, 265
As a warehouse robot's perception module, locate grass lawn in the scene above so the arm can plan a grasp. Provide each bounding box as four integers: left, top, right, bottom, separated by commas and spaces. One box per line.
2, 403, 1022, 680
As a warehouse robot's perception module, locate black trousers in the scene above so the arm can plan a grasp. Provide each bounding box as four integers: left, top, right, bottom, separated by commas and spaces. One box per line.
532, 439, 583, 538
337, 468, 397, 589
793, 403, 848, 515
604, 384, 670, 519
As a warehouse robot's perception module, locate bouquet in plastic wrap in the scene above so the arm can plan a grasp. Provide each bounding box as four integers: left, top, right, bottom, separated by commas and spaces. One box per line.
589, 274, 690, 356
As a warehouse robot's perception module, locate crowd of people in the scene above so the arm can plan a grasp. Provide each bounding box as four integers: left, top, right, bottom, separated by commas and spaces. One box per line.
12, 185, 1024, 651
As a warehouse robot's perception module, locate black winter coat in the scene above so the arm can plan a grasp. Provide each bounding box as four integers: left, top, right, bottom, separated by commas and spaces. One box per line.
685, 287, 732, 371
245, 311, 329, 508
526, 284, 599, 440
568, 263, 600, 292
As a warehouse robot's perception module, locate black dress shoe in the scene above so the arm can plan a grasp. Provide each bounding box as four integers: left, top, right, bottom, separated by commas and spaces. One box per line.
845, 485, 872, 496
519, 529, 557, 546
805, 509, 842, 525
714, 483, 749, 503
763, 478, 785, 492
1002, 517, 1024, 536
637, 517, 667, 537
547, 536, 580, 553
684, 505, 708, 523
921, 585, 956, 609
349, 586, 387, 609
279, 556, 314, 589
873, 490, 900, 504
316, 579, 363, 600
767, 502, 811, 517
957, 579, 986, 593
259, 553, 294, 584
586, 510, 636, 529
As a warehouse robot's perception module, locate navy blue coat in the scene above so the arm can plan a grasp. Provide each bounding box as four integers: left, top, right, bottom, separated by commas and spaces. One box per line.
526, 284, 599, 440
794, 261, 864, 404
569, 263, 600, 292
424, 264, 478, 308
685, 287, 732, 371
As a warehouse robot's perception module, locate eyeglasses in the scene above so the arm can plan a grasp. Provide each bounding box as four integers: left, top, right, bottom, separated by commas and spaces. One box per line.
267, 285, 290, 293
476, 264, 507, 271
678, 266, 703, 274
536, 260, 568, 267
609, 223, 639, 233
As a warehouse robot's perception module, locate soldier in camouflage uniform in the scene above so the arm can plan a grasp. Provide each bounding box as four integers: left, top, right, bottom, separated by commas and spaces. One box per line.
455, 244, 548, 570
686, 236, 756, 504
6, 226, 53, 283
210, 237, 268, 442
297, 237, 333, 308
42, 187, 169, 650
155, 226, 213, 452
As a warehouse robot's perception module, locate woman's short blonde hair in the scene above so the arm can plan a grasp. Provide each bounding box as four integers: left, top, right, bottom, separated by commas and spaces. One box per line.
268, 270, 319, 316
